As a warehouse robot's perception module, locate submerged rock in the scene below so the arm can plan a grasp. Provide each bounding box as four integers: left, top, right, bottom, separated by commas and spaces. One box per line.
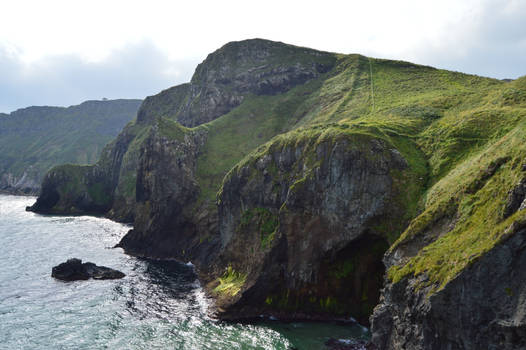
51, 258, 125, 281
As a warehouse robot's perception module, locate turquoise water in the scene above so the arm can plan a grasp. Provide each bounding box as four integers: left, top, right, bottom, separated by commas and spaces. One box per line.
0, 195, 368, 349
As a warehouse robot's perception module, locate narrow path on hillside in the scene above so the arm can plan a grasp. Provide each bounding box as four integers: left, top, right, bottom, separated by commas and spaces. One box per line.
369, 57, 375, 112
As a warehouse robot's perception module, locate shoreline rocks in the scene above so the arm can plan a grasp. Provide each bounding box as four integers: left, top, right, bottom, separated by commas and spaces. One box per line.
51, 258, 125, 281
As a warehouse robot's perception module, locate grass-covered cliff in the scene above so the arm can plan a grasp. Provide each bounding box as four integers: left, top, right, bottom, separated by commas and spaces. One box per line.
29, 39, 526, 348
0, 99, 141, 194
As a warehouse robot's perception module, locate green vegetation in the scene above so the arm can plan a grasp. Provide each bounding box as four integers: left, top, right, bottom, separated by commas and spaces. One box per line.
27, 38, 526, 299
0, 99, 141, 192
157, 117, 191, 142
204, 50, 525, 294
388, 121, 526, 292
195, 75, 328, 201
239, 208, 279, 249
213, 266, 247, 296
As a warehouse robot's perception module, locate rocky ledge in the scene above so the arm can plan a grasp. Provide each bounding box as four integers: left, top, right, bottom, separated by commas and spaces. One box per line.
51, 258, 125, 281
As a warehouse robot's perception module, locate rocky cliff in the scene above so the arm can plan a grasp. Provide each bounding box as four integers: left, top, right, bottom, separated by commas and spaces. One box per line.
209, 126, 423, 324
30, 39, 336, 223
136, 39, 336, 127
28, 39, 526, 349
371, 77, 526, 349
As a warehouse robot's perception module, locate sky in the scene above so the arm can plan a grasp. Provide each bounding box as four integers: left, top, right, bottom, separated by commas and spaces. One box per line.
1, 0, 525, 113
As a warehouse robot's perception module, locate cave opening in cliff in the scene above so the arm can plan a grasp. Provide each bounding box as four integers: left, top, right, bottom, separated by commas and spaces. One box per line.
317, 232, 389, 325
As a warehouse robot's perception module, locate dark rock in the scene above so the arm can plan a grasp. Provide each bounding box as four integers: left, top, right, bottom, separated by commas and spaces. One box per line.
52, 258, 89, 281
52, 258, 125, 281
503, 178, 526, 218
210, 130, 418, 324
82, 262, 126, 280
137, 39, 336, 127
116, 124, 219, 266
370, 223, 526, 349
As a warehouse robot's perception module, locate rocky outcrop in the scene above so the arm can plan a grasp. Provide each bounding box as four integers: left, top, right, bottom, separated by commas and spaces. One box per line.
117, 120, 219, 265
26, 164, 112, 215
370, 133, 526, 348
136, 39, 336, 127
371, 220, 526, 350
208, 127, 420, 324
27, 122, 150, 222
30, 39, 337, 222
504, 178, 526, 218
52, 258, 125, 281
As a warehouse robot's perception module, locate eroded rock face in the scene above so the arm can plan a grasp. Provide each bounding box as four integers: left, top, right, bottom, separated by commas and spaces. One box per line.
213, 131, 412, 324
26, 164, 112, 215
137, 39, 336, 127
504, 178, 526, 218
27, 122, 150, 222
371, 222, 526, 350
117, 124, 219, 265
29, 39, 336, 222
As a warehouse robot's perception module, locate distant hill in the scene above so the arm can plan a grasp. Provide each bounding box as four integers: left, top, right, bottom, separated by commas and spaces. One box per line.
0, 99, 142, 194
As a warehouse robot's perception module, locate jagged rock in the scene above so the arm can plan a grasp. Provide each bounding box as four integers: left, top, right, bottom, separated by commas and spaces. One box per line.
51, 258, 125, 281
371, 222, 526, 349
116, 121, 223, 269
210, 129, 419, 324
503, 178, 526, 218
137, 39, 336, 127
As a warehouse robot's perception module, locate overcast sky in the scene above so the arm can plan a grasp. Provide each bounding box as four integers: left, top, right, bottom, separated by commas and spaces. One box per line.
1, 0, 525, 113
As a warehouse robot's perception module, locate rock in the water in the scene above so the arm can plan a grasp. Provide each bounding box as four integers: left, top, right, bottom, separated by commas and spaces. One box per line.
51, 258, 125, 281
82, 262, 125, 280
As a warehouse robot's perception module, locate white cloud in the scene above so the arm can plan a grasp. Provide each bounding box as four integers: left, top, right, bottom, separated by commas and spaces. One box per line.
0, 40, 197, 113
0, 0, 525, 112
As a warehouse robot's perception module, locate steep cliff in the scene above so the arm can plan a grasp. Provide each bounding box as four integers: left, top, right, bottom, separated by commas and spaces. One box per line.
136, 39, 336, 127
371, 77, 526, 349
0, 99, 141, 194
28, 39, 526, 348
30, 39, 337, 223
209, 125, 425, 324
28, 120, 151, 221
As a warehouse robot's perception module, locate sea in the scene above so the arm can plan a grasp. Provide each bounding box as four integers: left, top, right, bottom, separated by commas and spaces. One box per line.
0, 194, 368, 349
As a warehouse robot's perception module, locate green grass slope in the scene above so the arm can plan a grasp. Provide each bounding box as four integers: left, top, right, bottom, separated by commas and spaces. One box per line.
0, 99, 141, 193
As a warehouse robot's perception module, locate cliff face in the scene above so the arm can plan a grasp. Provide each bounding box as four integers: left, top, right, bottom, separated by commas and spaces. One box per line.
30, 39, 337, 222
211, 127, 420, 324
0, 99, 141, 195
28, 121, 149, 222
136, 39, 336, 127
370, 77, 526, 349
116, 120, 219, 264
372, 221, 526, 349
29, 39, 526, 348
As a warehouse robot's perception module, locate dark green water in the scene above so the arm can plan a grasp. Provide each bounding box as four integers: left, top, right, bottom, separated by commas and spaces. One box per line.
0, 195, 368, 349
